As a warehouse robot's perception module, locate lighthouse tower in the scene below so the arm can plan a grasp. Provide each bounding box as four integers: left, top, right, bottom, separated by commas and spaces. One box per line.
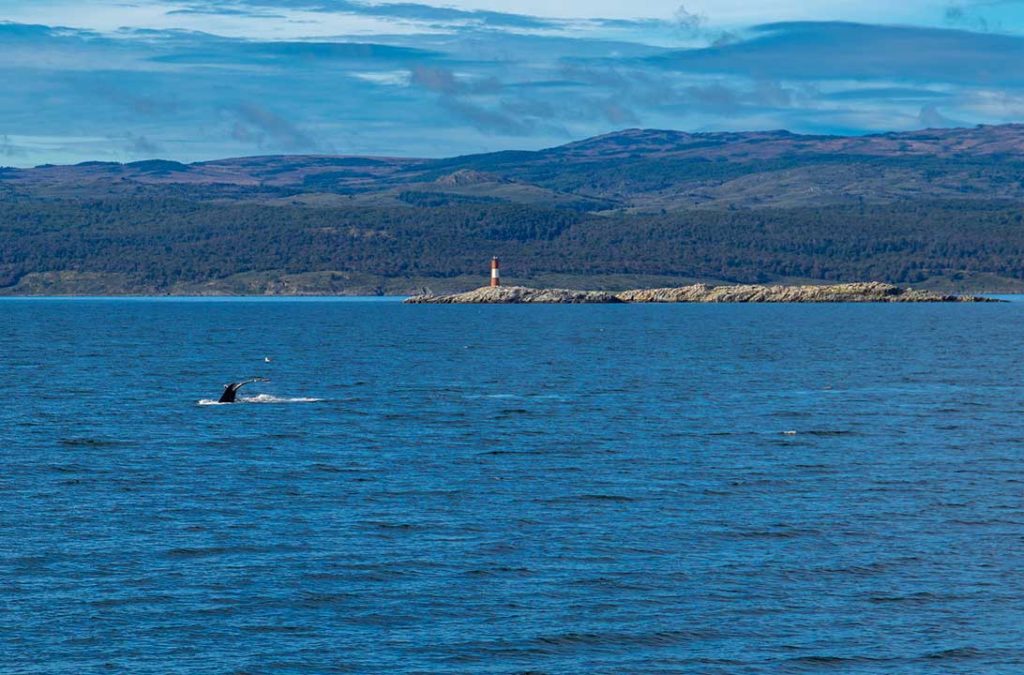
490, 257, 501, 287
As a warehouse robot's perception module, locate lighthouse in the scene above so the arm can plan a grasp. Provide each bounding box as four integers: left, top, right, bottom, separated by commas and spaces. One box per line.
490, 257, 500, 287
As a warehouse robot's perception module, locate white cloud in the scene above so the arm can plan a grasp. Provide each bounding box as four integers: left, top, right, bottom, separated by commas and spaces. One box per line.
0, 0, 975, 42
399, 0, 946, 25
2, 0, 435, 39
4, 0, 1024, 166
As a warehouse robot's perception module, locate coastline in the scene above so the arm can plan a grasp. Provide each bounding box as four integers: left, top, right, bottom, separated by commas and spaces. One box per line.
407, 283, 1000, 304
3, 269, 1024, 298
0, 281, 1014, 303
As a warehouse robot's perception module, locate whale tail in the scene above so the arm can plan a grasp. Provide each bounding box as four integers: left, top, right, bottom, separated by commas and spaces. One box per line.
218, 377, 270, 403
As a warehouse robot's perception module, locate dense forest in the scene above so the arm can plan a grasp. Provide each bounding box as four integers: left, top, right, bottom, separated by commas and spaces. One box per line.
2, 196, 1023, 293
6, 126, 1024, 294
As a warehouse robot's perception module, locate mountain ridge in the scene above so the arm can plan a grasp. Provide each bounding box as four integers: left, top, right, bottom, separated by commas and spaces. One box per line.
5, 123, 1024, 210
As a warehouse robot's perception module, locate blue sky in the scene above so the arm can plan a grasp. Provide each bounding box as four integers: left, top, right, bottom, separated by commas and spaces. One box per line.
3, 0, 1024, 165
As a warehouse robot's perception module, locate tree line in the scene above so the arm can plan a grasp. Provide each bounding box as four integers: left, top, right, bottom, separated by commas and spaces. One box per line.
2, 197, 1023, 289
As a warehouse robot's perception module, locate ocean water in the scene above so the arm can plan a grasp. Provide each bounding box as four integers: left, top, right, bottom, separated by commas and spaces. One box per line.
4, 298, 1024, 673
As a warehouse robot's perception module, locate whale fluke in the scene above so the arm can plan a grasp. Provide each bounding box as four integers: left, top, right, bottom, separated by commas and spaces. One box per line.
218, 377, 270, 403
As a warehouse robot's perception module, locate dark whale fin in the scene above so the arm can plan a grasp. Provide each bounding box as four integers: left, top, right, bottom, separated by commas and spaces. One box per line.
218, 377, 270, 403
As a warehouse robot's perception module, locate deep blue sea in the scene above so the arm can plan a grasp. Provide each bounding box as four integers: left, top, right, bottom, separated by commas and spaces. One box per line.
4, 298, 1024, 673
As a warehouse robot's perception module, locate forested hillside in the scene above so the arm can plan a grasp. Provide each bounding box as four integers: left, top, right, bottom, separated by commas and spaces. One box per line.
2, 197, 1024, 294
4, 125, 1024, 294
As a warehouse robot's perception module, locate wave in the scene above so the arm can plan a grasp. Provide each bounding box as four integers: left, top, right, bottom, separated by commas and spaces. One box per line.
779, 429, 859, 437
60, 437, 125, 447
539, 493, 637, 504
465, 393, 568, 401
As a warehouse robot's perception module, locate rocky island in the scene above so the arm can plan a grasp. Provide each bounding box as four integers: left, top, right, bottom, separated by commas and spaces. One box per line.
406, 282, 998, 304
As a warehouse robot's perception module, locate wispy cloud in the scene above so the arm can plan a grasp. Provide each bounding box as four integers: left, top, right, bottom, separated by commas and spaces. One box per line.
0, 134, 26, 158
650, 21, 1024, 85
174, 0, 560, 29
230, 102, 322, 152
2, 0, 1024, 165
122, 133, 165, 156
918, 103, 963, 127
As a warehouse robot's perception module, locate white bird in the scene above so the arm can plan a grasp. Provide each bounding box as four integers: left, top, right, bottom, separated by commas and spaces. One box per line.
264, 357, 272, 363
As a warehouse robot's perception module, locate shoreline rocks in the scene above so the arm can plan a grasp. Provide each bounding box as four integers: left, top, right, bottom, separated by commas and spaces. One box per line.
405, 282, 998, 304
406, 286, 621, 304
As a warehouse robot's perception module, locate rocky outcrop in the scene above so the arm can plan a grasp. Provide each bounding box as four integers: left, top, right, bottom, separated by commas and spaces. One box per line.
405, 286, 622, 303
434, 169, 507, 186
615, 282, 994, 303
406, 282, 997, 304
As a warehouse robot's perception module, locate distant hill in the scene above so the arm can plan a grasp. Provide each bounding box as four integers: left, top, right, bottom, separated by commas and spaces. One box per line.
7, 124, 1024, 208
3, 125, 1024, 294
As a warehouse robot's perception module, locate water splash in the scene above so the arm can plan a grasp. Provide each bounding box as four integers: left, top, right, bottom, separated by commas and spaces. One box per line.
197, 394, 322, 406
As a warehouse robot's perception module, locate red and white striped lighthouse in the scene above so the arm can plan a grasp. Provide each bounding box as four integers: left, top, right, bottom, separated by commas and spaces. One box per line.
490, 256, 501, 287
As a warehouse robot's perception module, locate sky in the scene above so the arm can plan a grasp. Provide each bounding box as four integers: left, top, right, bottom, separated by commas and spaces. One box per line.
3, 0, 1024, 164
